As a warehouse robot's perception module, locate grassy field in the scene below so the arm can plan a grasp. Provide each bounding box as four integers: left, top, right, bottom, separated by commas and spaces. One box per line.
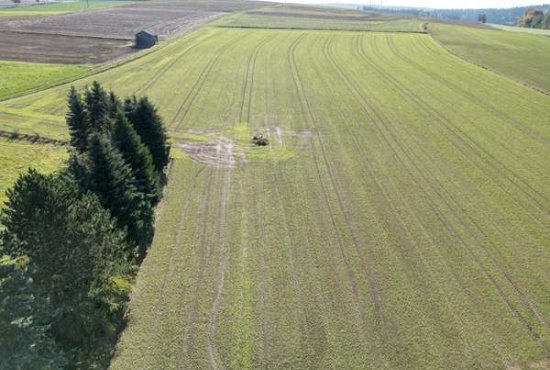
430, 22, 550, 93
0, 61, 89, 100
0, 1, 131, 16
214, 13, 425, 32
0, 137, 67, 203
2, 23, 550, 370
489, 23, 550, 36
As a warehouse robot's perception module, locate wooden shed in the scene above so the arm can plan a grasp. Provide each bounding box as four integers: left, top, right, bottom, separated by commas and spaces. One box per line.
135, 30, 158, 49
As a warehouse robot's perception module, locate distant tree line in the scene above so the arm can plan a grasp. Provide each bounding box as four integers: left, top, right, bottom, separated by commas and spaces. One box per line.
0, 82, 170, 369
517, 8, 550, 29
361, 4, 550, 25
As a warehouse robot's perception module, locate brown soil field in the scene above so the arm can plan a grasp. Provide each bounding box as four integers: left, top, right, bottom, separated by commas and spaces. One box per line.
0, 31, 133, 64
0, 4, 219, 39
0, 1, 230, 64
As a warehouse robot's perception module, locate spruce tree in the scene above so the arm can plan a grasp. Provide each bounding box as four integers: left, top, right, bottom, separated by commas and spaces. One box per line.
86, 134, 153, 254
107, 91, 122, 119
84, 81, 109, 132
129, 97, 171, 174
113, 113, 160, 203
66, 87, 89, 153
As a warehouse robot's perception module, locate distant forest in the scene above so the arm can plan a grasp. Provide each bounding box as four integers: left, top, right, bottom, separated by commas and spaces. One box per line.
360, 4, 550, 25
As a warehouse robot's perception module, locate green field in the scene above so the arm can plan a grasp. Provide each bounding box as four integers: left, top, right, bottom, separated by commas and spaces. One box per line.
430, 22, 550, 93
0, 1, 131, 16
2, 20, 550, 370
214, 13, 425, 32
0, 137, 67, 203
489, 23, 550, 36
0, 61, 89, 101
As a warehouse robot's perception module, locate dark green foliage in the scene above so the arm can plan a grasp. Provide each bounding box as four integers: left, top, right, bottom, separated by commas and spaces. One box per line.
128, 97, 171, 174
84, 81, 109, 132
87, 135, 153, 256
0, 84, 170, 369
108, 91, 122, 118
0, 259, 68, 370
113, 113, 160, 204
66, 87, 89, 154
1, 169, 129, 366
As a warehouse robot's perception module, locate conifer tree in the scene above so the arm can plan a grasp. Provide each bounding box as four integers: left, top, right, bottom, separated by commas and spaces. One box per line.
129, 97, 171, 174
113, 113, 160, 203
86, 134, 153, 254
108, 91, 122, 119
66, 87, 89, 153
84, 81, 109, 132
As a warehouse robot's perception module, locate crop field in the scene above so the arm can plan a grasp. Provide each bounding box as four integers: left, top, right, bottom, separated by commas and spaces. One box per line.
0, 137, 66, 203
0, 3, 219, 39
0, 1, 131, 17
0, 60, 88, 100
430, 22, 550, 93
5, 24, 550, 369
214, 13, 424, 32
0, 2, 222, 64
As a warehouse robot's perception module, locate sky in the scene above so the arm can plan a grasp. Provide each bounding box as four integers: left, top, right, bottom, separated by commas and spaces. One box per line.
264, 0, 546, 9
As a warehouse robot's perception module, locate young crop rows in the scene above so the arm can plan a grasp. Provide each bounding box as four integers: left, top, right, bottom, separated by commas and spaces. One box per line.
1, 27, 550, 370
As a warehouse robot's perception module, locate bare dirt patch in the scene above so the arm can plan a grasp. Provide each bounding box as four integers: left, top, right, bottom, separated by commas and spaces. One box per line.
0, 4, 219, 39
178, 137, 246, 168
0, 2, 223, 64
0, 31, 132, 64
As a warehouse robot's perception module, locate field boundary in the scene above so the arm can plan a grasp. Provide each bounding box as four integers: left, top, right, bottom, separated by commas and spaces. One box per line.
0, 129, 67, 146
214, 24, 426, 34
427, 23, 550, 97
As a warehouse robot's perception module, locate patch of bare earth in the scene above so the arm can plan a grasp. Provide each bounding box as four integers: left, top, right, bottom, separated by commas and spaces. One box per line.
0, 2, 222, 64
179, 137, 246, 169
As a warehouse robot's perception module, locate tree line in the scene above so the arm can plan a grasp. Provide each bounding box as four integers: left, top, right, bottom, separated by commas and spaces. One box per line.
0, 82, 170, 369
361, 4, 550, 25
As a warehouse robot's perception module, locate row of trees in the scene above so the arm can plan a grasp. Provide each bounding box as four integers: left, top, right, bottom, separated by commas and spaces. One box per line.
361, 4, 550, 25
0, 82, 170, 369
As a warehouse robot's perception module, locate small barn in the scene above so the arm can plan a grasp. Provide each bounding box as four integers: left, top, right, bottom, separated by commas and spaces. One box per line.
135, 31, 158, 49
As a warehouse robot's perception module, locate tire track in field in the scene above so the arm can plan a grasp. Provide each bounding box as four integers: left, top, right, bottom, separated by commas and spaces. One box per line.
412, 35, 550, 144
369, 35, 550, 303
175, 169, 215, 370
372, 36, 550, 230
404, 37, 550, 181
424, 30, 550, 112
317, 35, 497, 368
340, 36, 514, 365
330, 33, 550, 347
323, 35, 482, 368
363, 35, 550, 231
399, 36, 550, 178
288, 32, 391, 370
351, 34, 550, 345
142, 165, 206, 355
387, 36, 550, 207
256, 164, 271, 368
354, 33, 550, 320
134, 32, 218, 97
238, 34, 276, 124
207, 165, 231, 370
171, 33, 250, 131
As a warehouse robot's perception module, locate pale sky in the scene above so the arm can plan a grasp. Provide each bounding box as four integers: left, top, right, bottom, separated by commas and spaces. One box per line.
265, 0, 546, 9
